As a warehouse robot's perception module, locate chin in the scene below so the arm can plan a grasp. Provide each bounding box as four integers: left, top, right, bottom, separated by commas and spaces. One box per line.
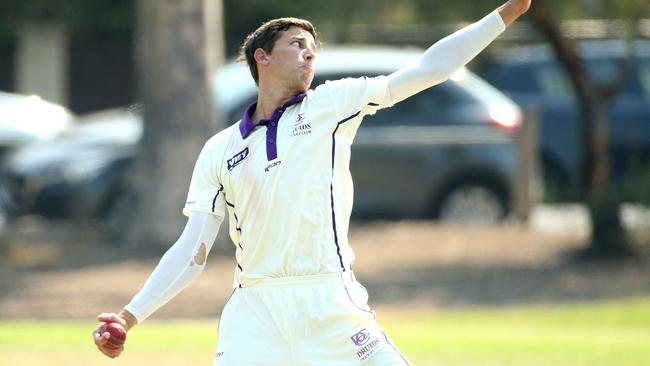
302, 78, 314, 91
296, 80, 311, 93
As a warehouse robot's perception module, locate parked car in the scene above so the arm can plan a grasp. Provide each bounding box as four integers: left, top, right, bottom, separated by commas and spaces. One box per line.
482, 39, 650, 201
0, 91, 76, 159
1, 47, 522, 224
0, 108, 139, 218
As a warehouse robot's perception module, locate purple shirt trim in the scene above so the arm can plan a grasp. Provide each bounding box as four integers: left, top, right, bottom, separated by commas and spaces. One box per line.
211, 185, 224, 212
239, 92, 307, 161
330, 110, 362, 272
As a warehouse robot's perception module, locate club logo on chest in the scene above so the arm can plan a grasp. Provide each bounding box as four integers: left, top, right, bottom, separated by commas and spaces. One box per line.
291, 113, 311, 137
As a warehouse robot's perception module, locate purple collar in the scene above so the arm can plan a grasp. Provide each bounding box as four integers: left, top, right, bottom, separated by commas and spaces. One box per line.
239, 92, 307, 139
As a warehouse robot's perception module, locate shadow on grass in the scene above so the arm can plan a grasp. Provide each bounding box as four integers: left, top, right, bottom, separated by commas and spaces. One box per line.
359, 253, 650, 307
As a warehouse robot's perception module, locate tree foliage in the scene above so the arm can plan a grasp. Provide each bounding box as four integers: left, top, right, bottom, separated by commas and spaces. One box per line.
0, 0, 133, 37
1, 0, 647, 49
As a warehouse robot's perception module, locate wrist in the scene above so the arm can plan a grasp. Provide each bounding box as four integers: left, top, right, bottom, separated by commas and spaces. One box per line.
507, 0, 531, 18
498, 1, 528, 27
118, 309, 138, 331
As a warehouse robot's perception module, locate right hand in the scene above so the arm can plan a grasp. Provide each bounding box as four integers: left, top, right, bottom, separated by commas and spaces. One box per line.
499, 0, 532, 26
93, 312, 129, 358
509, 0, 532, 14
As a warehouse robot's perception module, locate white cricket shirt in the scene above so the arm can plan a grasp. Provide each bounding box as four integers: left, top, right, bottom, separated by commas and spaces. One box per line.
124, 11, 506, 322
184, 76, 390, 287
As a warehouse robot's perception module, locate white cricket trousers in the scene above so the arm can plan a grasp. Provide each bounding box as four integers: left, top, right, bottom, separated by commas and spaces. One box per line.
213, 272, 411, 366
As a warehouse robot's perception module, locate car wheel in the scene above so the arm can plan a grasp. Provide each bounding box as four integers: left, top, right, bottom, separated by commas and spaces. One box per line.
435, 184, 506, 225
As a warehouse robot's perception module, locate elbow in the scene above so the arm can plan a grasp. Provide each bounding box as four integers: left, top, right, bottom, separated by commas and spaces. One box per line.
191, 242, 208, 266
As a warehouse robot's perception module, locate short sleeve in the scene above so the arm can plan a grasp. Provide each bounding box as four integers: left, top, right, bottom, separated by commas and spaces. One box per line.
182, 142, 226, 219
320, 76, 391, 122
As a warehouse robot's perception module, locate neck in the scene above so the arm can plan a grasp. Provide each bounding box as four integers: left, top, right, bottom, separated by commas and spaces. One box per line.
252, 80, 303, 124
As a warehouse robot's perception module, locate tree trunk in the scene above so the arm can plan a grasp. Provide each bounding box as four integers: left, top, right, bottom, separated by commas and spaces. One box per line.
584, 101, 630, 257
115, 0, 223, 250
530, 0, 634, 259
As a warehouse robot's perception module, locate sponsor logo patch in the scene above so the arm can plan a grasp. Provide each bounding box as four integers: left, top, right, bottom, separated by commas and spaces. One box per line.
227, 147, 249, 171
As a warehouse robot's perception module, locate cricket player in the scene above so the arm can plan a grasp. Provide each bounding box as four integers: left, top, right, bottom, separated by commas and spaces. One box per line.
94, 1, 531, 364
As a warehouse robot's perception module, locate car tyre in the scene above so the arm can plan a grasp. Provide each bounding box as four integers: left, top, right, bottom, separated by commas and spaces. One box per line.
434, 183, 507, 225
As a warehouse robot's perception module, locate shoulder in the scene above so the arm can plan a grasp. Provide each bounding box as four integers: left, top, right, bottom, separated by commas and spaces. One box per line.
315, 76, 387, 91
204, 122, 238, 150
199, 122, 239, 162
306, 77, 367, 104
311, 77, 357, 97
308, 76, 389, 119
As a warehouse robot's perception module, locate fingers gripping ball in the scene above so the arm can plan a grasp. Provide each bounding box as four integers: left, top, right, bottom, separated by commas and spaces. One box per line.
99, 322, 127, 349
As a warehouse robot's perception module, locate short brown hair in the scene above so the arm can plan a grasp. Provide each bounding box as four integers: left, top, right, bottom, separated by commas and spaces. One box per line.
238, 17, 319, 85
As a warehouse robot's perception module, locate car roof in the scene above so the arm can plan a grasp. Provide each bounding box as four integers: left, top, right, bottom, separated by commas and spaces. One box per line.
491, 39, 650, 64
0, 91, 76, 143
64, 107, 143, 143
214, 45, 518, 119
311, 45, 424, 74
213, 46, 425, 111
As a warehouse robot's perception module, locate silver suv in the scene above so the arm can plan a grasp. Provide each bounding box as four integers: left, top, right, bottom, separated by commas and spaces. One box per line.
1, 47, 522, 225
216, 47, 522, 224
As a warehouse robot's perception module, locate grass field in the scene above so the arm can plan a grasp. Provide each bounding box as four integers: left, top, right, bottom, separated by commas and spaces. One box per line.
2, 298, 650, 366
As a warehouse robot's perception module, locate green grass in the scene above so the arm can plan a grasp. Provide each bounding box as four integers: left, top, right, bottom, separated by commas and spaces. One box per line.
2, 298, 650, 365
382, 298, 650, 365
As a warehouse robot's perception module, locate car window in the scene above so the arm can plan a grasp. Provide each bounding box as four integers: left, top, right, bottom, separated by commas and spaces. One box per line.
227, 73, 474, 127
489, 57, 647, 99
485, 64, 533, 94
498, 62, 573, 99
535, 64, 573, 98
367, 83, 471, 126
225, 74, 373, 123
315, 73, 474, 127
537, 60, 642, 98
639, 59, 650, 97
585, 58, 644, 96
585, 59, 620, 86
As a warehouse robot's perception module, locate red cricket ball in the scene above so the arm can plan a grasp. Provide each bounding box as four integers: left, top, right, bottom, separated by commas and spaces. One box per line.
99, 322, 127, 349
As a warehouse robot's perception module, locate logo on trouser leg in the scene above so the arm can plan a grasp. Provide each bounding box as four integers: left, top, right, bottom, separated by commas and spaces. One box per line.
351, 329, 370, 346
351, 329, 381, 361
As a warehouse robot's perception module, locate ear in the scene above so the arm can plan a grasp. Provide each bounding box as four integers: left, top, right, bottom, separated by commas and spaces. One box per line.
254, 48, 270, 66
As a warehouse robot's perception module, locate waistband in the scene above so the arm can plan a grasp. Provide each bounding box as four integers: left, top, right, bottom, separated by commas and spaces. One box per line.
238, 271, 357, 288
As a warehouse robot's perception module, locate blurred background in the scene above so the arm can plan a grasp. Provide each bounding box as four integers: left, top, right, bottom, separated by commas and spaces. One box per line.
1, 0, 650, 365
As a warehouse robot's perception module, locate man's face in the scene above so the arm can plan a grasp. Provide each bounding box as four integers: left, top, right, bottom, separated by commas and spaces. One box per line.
264, 26, 317, 92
